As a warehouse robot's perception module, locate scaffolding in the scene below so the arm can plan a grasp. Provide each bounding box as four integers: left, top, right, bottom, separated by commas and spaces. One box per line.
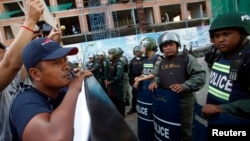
88, 0, 120, 41
135, 0, 146, 33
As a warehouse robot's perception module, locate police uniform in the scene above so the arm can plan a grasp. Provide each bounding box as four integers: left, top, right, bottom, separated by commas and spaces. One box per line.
205, 11, 250, 120
206, 42, 250, 119
86, 58, 100, 79
120, 56, 130, 105
153, 53, 206, 141
98, 58, 109, 94
153, 31, 206, 141
107, 59, 125, 116
128, 55, 145, 113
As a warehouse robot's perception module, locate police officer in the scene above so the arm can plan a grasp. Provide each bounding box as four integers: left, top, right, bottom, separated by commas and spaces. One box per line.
105, 48, 125, 117
201, 12, 250, 121
133, 37, 163, 87
127, 45, 145, 115
86, 54, 99, 79
149, 32, 206, 141
117, 47, 131, 106
97, 51, 109, 94
134, 37, 163, 141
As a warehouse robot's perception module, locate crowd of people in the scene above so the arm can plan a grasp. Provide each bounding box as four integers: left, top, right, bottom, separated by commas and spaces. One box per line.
0, 0, 250, 140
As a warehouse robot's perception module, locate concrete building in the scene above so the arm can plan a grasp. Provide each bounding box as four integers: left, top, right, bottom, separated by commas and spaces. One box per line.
0, 0, 211, 46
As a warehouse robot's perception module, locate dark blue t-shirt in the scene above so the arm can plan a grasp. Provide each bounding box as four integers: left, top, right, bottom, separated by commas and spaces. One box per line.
10, 87, 65, 141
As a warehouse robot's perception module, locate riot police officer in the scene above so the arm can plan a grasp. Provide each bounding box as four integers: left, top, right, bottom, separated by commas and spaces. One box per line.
134, 37, 163, 141
127, 45, 145, 115
105, 48, 125, 117
97, 51, 109, 94
149, 32, 206, 141
117, 47, 131, 106
86, 54, 99, 79
133, 37, 163, 87
201, 11, 250, 133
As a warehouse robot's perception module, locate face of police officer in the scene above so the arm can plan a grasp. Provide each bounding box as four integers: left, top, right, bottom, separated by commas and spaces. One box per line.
161, 42, 178, 58
212, 29, 242, 54
97, 55, 103, 60
134, 51, 142, 57
88, 57, 94, 62
108, 53, 114, 60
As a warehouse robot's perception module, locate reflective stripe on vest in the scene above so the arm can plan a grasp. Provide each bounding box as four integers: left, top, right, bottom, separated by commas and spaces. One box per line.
143, 64, 154, 68
212, 62, 230, 74
209, 62, 230, 101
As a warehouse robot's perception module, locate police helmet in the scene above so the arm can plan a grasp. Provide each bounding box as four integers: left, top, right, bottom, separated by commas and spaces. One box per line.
88, 54, 94, 58
140, 37, 157, 52
108, 48, 120, 59
157, 32, 180, 52
117, 47, 124, 57
209, 12, 250, 38
97, 51, 104, 56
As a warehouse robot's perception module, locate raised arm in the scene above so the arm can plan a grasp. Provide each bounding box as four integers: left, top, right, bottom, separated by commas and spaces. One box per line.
0, 0, 43, 91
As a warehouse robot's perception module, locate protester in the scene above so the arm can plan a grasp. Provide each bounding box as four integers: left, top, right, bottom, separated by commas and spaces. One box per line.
0, 1, 43, 140
149, 32, 206, 141
10, 37, 92, 141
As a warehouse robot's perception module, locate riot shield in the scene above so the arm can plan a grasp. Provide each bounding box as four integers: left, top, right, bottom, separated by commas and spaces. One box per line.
84, 76, 138, 141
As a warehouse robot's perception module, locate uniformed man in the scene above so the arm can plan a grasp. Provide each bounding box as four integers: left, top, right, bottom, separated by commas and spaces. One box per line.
105, 48, 125, 117
97, 51, 109, 94
133, 37, 163, 141
149, 32, 206, 141
86, 54, 99, 79
133, 37, 163, 87
127, 45, 145, 115
117, 47, 131, 106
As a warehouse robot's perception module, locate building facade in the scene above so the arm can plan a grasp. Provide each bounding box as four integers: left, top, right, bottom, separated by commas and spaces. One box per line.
0, 0, 211, 46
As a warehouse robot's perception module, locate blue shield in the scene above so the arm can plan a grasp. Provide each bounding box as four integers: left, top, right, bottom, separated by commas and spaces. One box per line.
153, 88, 181, 141
137, 80, 154, 141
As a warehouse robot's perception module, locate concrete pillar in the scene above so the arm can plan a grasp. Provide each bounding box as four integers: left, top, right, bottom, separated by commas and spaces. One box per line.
153, 5, 161, 24
76, 0, 84, 8
79, 13, 89, 33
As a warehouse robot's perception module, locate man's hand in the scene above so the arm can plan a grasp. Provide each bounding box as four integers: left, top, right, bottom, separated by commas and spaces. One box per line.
48, 29, 61, 43
201, 104, 222, 119
148, 82, 158, 92
25, 0, 44, 26
169, 84, 185, 93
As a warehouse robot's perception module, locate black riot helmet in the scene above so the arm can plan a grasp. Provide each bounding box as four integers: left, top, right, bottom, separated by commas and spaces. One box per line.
157, 32, 181, 52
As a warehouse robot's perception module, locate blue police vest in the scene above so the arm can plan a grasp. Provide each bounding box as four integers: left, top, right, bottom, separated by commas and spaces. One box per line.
207, 56, 248, 104
143, 54, 160, 75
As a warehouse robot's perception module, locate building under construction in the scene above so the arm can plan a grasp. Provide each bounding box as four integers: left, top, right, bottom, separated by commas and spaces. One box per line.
0, 0, 211, 46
